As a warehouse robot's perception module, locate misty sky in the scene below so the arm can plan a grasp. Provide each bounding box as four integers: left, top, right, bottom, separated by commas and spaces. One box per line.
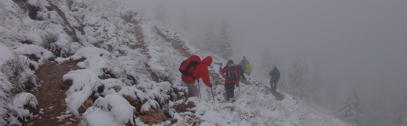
127, 0, 407, 90
126, 0, 407, 125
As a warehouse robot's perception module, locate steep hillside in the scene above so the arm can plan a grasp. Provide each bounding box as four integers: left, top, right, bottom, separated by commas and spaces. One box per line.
0, 0, 349, 126
0, 0, 196, 125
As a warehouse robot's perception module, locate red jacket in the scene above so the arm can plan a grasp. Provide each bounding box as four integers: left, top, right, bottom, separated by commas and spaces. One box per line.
219, 64, 240, 84
181, 56, 212, 87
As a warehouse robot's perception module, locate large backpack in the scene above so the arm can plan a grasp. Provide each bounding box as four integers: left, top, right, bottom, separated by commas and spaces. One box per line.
179, 57, 200, 77
225, 65, 241, 81
246, 64, 253, 73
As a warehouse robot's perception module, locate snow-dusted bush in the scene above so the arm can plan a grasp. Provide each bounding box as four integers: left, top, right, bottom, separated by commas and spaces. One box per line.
82, 108, 120, 126
83, 93, 134, 125
1, 0, 189, 125
0, 43, 41, 124
8, 92, 38, 122
14, 44, 54, 71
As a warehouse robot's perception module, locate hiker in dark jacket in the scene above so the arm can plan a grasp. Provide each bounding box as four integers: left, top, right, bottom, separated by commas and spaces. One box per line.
239, 56, 252, 76
220, 60, 245, 101
180, 55, 213, 97
269, 66, 280, 91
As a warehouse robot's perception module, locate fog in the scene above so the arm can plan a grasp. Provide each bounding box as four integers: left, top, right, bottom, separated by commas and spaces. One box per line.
126, 0, 407, 125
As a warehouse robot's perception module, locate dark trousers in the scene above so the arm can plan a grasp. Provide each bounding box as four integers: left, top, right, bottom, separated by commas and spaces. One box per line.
224, 82, 235, 100
270, 79, 278, 90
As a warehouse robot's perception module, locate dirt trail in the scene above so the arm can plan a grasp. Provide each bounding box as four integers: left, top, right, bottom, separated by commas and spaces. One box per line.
242, 79, 285, 101
25, 59, 82, 126
271, 90, 284, 101
261, 85, 285, 101
154, 26, 192, 57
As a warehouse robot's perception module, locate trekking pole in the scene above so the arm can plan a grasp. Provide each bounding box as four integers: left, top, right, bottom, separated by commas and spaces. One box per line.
210, 85, 215, 102
198, 80, 201, 99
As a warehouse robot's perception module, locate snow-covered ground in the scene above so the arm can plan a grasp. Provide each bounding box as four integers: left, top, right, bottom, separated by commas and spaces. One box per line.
0, 0, 349, 125
179, 83, 349, 126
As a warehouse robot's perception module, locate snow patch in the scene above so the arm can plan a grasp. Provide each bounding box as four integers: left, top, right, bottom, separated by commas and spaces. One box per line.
0, 44, 15, 65
64, 69, 100, 115
82, 94, 134, 125
8, 92, 38, 121
93, 94, 134, 124
14, 44, 53, 64
82, 108, 120, 126
184, 84, 349, 126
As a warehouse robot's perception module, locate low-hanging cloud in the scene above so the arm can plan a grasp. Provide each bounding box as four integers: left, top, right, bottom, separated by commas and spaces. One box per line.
126, 0, 407, 125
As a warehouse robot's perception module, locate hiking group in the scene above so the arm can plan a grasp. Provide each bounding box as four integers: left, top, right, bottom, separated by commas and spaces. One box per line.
219, 59, 246, 101
179, 55, 280, 102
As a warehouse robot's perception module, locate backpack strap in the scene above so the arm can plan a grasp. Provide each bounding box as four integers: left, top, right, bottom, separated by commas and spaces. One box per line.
183, 61, 200, 77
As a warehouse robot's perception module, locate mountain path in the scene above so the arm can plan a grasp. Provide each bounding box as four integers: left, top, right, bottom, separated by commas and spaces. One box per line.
242, 79, 285, 101
271, 89, 284, 101
24, 59, 83, 126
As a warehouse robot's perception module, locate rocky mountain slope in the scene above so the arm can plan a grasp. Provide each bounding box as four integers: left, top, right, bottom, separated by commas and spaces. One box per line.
0, 0, 349, 126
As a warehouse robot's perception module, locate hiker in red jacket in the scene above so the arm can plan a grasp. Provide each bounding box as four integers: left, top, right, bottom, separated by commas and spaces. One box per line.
219, 59, 245, 101
180, 55, 213, 97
